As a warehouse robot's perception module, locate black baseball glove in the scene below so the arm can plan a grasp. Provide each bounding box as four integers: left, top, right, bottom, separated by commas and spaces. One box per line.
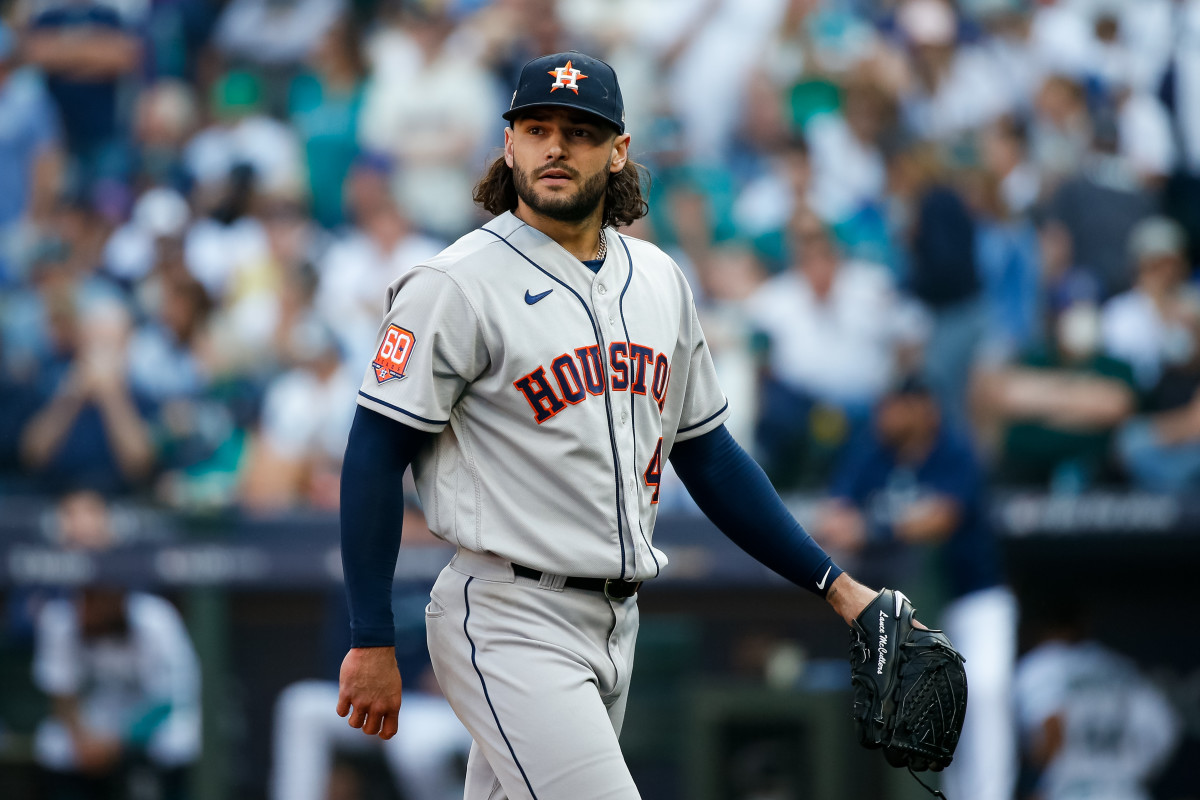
849, 588, 968, 783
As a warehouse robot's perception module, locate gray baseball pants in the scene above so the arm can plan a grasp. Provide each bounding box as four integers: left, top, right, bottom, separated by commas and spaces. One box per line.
425, 549, 642, 800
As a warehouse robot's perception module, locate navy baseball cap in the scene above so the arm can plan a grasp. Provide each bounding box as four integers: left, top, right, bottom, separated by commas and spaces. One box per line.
503, 52, 625, 133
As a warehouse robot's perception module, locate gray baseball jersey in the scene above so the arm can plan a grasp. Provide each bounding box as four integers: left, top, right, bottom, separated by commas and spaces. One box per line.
356, 210, 729, 582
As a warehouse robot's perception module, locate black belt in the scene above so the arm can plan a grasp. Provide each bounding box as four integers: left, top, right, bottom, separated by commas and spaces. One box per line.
512, 564, 641, 599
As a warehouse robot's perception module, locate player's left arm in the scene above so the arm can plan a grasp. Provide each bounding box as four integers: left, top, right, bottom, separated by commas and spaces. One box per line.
669, 424, 876, 624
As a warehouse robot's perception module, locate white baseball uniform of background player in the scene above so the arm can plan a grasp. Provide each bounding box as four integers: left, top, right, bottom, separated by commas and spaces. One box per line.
336, 52, 885, 800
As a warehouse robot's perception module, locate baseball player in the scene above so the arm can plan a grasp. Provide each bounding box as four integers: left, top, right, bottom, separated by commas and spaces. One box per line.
336, 51, 893, 800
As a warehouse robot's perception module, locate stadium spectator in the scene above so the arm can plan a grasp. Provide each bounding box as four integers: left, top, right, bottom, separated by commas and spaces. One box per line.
32, 491, 201, 800
183, 70, 303, 216
1156, 0, 1200, 266
623, 0, 792, 162
200, 196, 319, 378
973, 119, 1043, 363
102, 186, 191, 286
887, 134, 984, 420
127, 268, 211, 404
358, 6, 497, 239
271, 678, 469, 800
1014, 600, 1180, 800
288, 14, 368, 230
1107, 220, 1200, 492
0, 331, 41, 491
814, 375, 1015, 800
130, 80, 199, 194
893, 0, 1014, 143
213, 0, 342, 72
731, 133, 813, 272
1027, 73, 1091, 191
1041, 112, 1158, 300
748, 210, 926, 488
1111, 80, 1175, 189
23, 0, 142, 210
316, 160, 444, 368
0, 22, 62, 284
805, 71, 892, 226
271, 571, 471, 800
980, 114, 1040, 217
1101, 216, 1200, 391
19, 297, 157, 495
239, 316, 355, 510
972, 274, 1137, 489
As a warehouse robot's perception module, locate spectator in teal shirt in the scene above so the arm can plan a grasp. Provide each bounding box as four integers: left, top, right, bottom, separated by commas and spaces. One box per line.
289, 16, 366, 230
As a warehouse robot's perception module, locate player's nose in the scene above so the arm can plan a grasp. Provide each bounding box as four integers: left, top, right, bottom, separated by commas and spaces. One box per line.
544, 128, 568, 159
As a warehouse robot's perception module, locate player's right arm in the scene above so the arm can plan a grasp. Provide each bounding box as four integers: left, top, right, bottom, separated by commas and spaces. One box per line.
336, 405, 432, 739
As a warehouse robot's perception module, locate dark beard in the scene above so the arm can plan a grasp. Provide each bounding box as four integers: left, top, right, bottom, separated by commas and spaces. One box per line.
512, 160, 610, 223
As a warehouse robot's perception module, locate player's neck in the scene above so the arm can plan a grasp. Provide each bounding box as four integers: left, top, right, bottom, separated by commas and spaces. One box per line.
513, 204, 605, 263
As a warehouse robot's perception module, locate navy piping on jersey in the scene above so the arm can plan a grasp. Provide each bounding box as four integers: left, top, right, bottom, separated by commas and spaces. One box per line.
357, 391, 449, 427
678, 400, 730, 435
616, 235, 660, 577
463, 578, 539, 800
480, 225, 630, 579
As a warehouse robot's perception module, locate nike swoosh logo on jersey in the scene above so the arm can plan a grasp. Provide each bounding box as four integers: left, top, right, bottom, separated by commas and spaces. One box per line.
816, 566, 832, 590
525, 289, 553, 305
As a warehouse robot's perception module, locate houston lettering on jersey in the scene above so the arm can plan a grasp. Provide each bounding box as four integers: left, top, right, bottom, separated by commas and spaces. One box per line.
514, 342, 671, 423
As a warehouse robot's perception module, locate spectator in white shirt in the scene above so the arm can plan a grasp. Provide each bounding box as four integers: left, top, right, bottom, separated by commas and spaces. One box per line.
239, 316, 357, 510
747, 210, 926, 487
805, 72, 892, 225
1015, 602, 1180, 800
32, 491, 200, 800
1102, 217, 1200, 391
895, 0, 1015, 142
357, 8, 498, 239
316, 160, 445, 368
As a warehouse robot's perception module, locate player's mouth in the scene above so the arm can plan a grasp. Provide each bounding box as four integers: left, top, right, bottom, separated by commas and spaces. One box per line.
537, 168, 575, 187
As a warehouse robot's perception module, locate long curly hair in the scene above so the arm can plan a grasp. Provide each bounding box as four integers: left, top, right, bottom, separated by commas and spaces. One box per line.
472, 156, 649, 229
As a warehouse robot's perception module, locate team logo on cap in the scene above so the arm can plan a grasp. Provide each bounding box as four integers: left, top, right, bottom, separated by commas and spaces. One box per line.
372, 324, 415, 383
548, 60, 587, 94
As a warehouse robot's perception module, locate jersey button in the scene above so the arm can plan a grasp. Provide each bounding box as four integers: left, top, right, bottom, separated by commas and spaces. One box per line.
621, 411, 628, 423
598, 284, 607, 295
608, 316, 616, 326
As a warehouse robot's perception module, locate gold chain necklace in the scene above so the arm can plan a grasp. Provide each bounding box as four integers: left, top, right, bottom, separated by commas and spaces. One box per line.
596, 230, 607, 261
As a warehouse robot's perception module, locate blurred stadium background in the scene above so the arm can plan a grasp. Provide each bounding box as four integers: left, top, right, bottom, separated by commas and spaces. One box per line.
1, 0, 1199, 798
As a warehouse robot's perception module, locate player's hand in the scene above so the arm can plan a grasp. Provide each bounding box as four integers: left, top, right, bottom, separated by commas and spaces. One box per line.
826, 573, 878, 626
337, 647, 404, 739
828, 575, 930, 630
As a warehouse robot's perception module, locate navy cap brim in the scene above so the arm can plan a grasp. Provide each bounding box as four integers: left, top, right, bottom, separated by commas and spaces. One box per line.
502, 101, 623, 133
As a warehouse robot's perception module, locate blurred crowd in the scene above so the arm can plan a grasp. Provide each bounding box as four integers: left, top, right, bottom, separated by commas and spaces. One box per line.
2, 1, 1196, 797
4, 0, 1200, 506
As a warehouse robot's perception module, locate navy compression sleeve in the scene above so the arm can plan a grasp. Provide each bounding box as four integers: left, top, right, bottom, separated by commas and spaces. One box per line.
340, 405, 433, 648
669, 425, 843, 597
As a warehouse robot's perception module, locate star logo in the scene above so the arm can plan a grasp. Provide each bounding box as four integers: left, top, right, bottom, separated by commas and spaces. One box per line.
548, 60, 587, 94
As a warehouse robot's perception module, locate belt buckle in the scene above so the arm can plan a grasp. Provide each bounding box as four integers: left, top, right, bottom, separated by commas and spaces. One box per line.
604, 578, 640, 600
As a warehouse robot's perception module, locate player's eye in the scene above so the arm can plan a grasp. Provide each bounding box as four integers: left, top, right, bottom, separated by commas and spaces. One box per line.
572, 129, 592, 138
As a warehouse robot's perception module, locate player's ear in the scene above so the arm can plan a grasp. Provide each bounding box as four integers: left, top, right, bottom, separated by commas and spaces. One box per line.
610, 133, 630, 174
504, 128, 515, 168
